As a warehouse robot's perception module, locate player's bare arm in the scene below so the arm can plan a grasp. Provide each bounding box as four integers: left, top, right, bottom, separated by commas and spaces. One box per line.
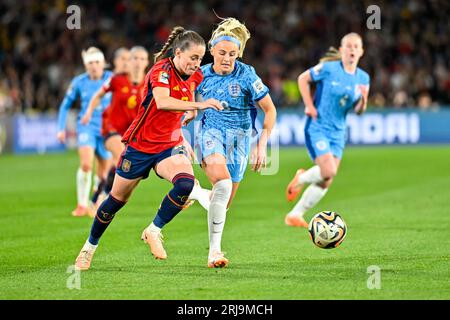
81, 87, 106, 124
153, 87, 223, 111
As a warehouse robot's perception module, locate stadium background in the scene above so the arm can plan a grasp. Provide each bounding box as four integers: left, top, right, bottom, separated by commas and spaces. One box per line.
1, 0, 450, 153
0, 0, 449, 300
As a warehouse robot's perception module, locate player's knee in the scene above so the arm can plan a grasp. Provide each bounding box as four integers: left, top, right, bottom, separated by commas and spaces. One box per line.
172, 173, 195, 200
80, 163, 92, 172
212, 179, 232, 203
321, 166, 337, 180
175, 178, 195, 195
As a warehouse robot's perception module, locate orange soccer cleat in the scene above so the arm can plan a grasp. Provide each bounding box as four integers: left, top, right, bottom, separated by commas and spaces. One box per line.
284, 215, 309, 228
207, 251, 229, 268
285, 169, 305, 202
71, 205, 88, 217
141, 228, 167, 260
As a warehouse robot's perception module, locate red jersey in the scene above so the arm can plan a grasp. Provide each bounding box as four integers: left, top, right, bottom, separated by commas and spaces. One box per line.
122, 57, 203, 154
101, 73, 144, 136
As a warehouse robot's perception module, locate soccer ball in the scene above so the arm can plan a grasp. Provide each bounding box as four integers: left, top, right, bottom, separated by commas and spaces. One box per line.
308, 211, 347, 249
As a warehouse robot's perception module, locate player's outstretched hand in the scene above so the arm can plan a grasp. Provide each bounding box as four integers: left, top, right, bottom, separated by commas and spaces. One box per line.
198, 98, 223, 111
251, 144, 267, 172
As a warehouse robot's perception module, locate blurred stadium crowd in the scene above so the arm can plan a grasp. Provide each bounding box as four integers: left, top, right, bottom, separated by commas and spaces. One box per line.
0, 0, 449, 115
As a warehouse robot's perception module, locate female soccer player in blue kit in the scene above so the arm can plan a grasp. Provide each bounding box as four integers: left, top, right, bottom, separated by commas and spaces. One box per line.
187, 18, 277, 268
57, 47, 113, 217
285, 33, 370, 228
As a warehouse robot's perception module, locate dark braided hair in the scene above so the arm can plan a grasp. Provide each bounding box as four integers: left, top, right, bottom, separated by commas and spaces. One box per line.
154, 26, 205, 62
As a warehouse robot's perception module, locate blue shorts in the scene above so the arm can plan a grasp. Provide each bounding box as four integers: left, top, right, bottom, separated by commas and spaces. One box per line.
116, 145, 188, 180
304, 122, 345, 160
77, 127, 111, 160
198, 127, 251, 183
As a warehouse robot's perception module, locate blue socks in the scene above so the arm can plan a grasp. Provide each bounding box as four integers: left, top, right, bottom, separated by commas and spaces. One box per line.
91, 168, 115, 205
87, 173, 194, 245
104, 167, 116, 194
88, 195, 126, 245
152, 173, 195, 228
91, 179, 106, 204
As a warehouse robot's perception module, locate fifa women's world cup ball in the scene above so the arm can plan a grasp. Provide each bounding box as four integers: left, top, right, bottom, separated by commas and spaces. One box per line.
308, 211, 347, 249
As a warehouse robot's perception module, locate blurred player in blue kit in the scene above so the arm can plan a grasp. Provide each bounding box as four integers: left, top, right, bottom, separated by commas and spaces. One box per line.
285, 33, 370, 227
56, 47, 113, 217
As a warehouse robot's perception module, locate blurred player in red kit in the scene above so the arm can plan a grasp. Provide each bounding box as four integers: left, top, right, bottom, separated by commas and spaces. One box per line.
82, 46, 149, 210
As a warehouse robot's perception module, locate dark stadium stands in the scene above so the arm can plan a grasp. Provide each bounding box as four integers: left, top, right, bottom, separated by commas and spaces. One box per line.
0, 0, 448, 114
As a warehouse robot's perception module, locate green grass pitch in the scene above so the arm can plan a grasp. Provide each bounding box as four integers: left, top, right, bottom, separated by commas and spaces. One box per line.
0, 146, 449, 299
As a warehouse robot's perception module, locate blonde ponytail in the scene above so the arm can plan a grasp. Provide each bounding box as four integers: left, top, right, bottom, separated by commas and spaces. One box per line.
319, 33, 363, 63
319, 47, 341, 63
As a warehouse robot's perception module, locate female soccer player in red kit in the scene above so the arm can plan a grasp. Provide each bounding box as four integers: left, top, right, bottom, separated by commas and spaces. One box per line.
74, 27, 223, 270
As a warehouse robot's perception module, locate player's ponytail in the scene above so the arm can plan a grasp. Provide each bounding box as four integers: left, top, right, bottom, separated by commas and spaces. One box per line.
319, 47, 341, 63
154, 26, 205, 62
319, 33, 363, 63
154, 26, 185, 62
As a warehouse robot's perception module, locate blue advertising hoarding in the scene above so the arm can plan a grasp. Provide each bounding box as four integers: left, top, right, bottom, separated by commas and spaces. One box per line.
13, 114, 65, 154
249, 108, 450, 146
5, 108, 450, 155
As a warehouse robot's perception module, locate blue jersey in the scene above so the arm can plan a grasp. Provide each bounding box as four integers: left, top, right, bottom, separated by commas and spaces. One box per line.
197, 61, 269, 132
57, 71, 113, 134
309, 61, 370, 132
